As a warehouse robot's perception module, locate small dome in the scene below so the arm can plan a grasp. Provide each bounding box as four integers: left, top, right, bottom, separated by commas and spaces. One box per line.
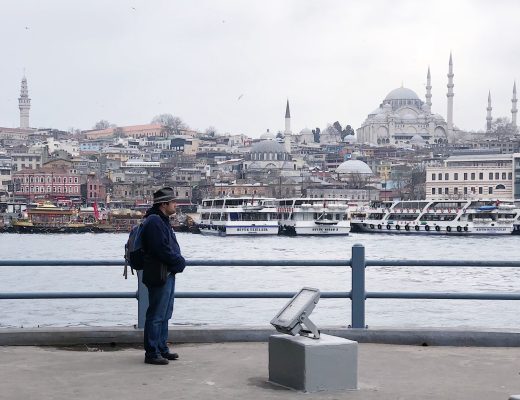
385, 87, 420, 101
250, 139, 286, 154
260, 130, 275, 140
336, 159, 372, 175
300, 128, 313, 134
343, 135, 356, 144
410, 134, 425, 142
434, 114, 444, 120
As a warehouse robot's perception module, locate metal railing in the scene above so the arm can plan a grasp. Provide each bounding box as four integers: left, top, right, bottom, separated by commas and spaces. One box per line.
1, 244, 520, 329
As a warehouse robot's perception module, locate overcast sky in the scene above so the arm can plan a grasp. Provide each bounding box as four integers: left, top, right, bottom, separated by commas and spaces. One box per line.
1, 0, 519, 137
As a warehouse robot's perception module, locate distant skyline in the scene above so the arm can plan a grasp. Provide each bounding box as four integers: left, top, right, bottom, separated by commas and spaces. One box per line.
1, 0, 520, 136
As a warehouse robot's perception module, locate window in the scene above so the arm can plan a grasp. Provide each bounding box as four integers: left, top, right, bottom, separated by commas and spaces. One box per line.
489, 187, 493, 194
444, 188, 449, 194
502, 172, 506, 180
464, 173, 468, 180
479, 172, 483, 180
454, 173, 458, 180
432, 188, 436, 194
478, 187, 483, 194
445, 173, 449, 180
432, 174, 436, 181
495, 172, 499, 179
508, 172, 512, 179
438, 173, 442, 180
489, 172, 493, 180
471, 173, 475, 180
454, 187, 458, 194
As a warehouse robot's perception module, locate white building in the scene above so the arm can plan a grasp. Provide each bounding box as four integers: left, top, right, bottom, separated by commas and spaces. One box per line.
357, 55, 457, 146
426, 153, 519, 201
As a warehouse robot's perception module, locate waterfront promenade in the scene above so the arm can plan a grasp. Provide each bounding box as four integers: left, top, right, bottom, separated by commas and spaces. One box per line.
1, 340, 520, 400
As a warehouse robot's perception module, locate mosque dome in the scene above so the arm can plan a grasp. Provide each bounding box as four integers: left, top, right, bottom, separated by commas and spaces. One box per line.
250, 139, 286, 154
343, 135, 357, 144
300, 128, 313, 134
410, 134, 425, 142
336, 159, 372, 175
260, 130, 275, 140
384, 87, 420, 101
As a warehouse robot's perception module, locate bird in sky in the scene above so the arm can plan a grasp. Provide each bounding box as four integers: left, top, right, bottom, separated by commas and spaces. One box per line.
237, 94, 243, 101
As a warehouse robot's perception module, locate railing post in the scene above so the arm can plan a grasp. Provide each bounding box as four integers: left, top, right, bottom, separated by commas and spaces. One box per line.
351, 244, 366, 329
137, 271, 148, 329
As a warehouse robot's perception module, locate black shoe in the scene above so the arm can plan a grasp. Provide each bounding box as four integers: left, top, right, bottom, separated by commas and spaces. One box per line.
144, 355, 169, 365
161, 352, 179, 361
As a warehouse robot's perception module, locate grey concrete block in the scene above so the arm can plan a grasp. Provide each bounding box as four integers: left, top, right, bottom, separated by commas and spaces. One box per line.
268, 333, 358, 392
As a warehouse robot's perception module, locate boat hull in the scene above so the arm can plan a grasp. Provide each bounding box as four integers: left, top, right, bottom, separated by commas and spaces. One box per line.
198, 224, 279, 236
280, 224, 350, 236
351, 222, 513, 235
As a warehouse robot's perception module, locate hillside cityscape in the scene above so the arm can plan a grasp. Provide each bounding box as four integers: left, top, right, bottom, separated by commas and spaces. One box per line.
1, 54, 520, 221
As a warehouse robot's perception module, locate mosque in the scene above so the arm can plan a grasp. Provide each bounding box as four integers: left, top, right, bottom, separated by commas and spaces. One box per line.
357, 54, 455, 146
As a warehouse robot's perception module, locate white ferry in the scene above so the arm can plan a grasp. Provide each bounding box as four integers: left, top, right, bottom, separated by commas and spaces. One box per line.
350, 200, 520, 235
196, 197, 279, 236
270, 198, 351, 235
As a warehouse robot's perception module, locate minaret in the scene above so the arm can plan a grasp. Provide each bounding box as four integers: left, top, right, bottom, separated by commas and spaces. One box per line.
446, 53, 454, 137
486, 91, 493, 132
18, 75, 31, 129
512, 82, 518, 128
284, 99, 291, 134
425, 66, 432, 112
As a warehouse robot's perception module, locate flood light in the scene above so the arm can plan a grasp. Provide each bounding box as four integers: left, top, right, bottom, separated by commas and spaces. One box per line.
270, 287, 321, 339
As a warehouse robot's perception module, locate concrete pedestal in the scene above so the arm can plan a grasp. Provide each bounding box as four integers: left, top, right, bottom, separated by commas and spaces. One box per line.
268, 333, 358, 392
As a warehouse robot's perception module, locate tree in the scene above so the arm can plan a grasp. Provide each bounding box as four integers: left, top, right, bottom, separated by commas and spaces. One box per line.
205, 126, 217, 137
276, 131, 284, 139
152, 114, 188, 135
488, 117, 518, 140
93, 120, 111, 130
113, 127, 125, 138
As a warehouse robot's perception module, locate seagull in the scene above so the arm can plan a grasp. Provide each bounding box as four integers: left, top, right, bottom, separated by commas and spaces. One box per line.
25, 26, 29, 30
237, 94, 243, 101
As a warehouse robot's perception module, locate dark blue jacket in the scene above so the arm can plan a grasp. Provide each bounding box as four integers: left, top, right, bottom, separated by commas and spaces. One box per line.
141, 206, 185, 286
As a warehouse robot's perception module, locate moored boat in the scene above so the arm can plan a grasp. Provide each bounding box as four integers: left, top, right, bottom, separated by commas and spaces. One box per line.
273, 197, 351, 235
351, 200, 520, 235
196, 197, 279, 236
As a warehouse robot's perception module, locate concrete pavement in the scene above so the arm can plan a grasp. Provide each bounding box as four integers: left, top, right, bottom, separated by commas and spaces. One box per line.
1, 343, 520, 399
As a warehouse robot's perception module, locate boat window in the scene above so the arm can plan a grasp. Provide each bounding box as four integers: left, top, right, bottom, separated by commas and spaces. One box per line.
229, 212, 239, 221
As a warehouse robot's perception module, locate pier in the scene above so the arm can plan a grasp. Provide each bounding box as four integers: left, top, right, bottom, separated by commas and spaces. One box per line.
2, 244, 520, 399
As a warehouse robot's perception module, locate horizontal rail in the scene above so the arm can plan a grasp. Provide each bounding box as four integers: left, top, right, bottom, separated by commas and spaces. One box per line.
367, 292, 520, 300
366, 260, 520, 268
0, 291, 351, 300
0, 259, 349, 267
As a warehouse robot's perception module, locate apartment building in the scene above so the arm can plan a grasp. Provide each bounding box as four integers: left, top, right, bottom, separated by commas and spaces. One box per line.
426, 153, 517, 200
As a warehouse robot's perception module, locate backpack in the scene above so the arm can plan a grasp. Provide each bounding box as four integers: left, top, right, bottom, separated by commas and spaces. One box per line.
123, 220, 146, 279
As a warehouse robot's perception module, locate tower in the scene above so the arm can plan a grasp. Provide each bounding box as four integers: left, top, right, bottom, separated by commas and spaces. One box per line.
425, 66, 432, 112
446, 53, 454, 136
284, 99, 291, 134
512, 82, 518, 128
18, 75, 31, 129
486, 91, 493, 132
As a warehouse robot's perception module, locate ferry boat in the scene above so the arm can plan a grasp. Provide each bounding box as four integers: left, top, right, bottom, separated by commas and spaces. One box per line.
351, 200, 520, 235
8, 202, 103, 233
197, 197, 279, 236
272, 197, 351, 235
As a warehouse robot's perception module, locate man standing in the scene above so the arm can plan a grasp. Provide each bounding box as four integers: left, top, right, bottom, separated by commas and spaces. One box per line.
141, 187, 186, 365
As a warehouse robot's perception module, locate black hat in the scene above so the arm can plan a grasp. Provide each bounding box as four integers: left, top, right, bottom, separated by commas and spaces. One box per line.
153, 187, 176, 204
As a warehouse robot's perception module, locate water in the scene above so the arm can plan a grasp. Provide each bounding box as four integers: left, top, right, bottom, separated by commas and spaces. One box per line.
1, 232, 520, 329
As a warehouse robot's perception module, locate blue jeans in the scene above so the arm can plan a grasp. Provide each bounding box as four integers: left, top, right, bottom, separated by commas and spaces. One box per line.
144, 273, 175, 358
